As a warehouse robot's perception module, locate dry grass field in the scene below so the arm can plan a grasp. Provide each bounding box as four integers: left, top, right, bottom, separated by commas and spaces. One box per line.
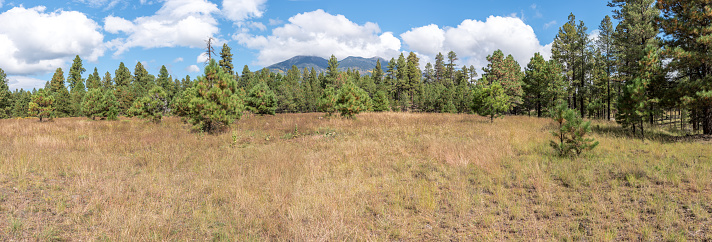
1, 112, 711, 240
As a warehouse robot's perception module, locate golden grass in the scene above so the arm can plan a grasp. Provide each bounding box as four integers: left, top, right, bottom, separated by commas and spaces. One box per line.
0, 112, 711, 240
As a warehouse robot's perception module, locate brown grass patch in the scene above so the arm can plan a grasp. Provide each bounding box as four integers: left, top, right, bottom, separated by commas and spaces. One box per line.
0, 113, 710, 240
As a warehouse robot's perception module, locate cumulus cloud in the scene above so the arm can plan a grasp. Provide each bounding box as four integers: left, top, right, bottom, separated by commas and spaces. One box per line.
221, 0, 267, 23
104, 0, 220, 56
234, 9, 401, 66
401, 16, 552, 72
185, 65, 200, 72
0, 6, 105, 75
7, 76, 48, 91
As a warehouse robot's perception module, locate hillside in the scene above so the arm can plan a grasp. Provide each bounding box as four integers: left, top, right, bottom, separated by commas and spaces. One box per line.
266, 56, 386, 74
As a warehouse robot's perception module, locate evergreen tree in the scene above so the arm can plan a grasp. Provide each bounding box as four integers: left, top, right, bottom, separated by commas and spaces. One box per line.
596, 15, 617, 120
28, 89, 54, 122
336, 78, 372, 118
472, 81, 511, 123
434, 52, 445, 84
102, 71, 114, 90
446, 51, 458, 81
68, 55, 86, 116
658, 0, 712, 134
246, 80, 278, 115
372, 90, 390, 112
326, 54, 339, 86
102, 89, 119, 120
372, 59, 383, 85
133, 62, 153, 99
552, 13, 587, 114
86, 67, 101, 90
12, 89, 31, 118
114, 62, 134, 113
482, 50, 524, 110
128, 86, 168, 123
156, 65, 174, 101
81, 88, 104, 120
219, 43, 234, 76
173, 59, 244, 133
524, 53, 566, 117
49, 68, 72, 117
550, 101, 599, 156
319, 85, 338, 116
0, 68, 11, 118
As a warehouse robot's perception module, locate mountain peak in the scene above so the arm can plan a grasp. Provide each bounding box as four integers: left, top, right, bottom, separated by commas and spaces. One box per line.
266, 55, 387, 74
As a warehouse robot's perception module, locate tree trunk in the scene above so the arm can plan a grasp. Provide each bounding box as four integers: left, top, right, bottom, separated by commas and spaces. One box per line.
704, 105, 712, 135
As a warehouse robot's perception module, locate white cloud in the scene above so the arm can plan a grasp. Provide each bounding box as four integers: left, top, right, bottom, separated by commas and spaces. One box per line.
0, 0, 4, 8
544, 20, 557, 29
268, 18, 283, 26
174, 57, 184, 62
7, 76, 47, 91
221, 0, 267, 23
234, 9, 401, 66
0, 6, 105, 75
185, 65, 200, 72
74, 0, 123, 9
196, 52, 209, 63
104, 0, 220, 56
401, 16, 552, 72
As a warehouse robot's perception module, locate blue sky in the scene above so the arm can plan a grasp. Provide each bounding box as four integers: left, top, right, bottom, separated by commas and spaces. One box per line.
0, 0, 613, 91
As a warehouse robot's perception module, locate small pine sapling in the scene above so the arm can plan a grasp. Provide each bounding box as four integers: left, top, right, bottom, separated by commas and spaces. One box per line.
550, 101, 599, 156
335, 79, 372, 119
28, 89, 55, 122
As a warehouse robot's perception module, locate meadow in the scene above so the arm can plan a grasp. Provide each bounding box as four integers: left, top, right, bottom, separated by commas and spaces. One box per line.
0, 112, 710, 240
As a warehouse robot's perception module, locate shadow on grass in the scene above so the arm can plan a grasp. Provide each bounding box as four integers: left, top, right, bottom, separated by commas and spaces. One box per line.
591, 124, 712, 143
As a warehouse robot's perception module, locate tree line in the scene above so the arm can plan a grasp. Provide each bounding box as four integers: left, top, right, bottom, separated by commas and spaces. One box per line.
0, 0, 709, 136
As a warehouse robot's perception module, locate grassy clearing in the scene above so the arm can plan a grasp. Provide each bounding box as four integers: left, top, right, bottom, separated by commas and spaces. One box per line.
0, 112, 711, 240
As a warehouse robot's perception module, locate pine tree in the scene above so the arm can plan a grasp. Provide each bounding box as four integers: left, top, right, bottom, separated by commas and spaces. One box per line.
552, 13, 587, 114
81, 88, 104, 120
49, 68, 72, 117
156, 65, 174, 101
319, 86, 338, 116
114, 62, 134, 113
133, 62, 153, 99
596, 15, 617, 120
326, 54, 339, 86
657, 0, 712, 134
550, 101, 599, 156
102, 71, 114, 91
246, 80, 278, 115
434, 52, 445, 84
128, 86, 168, 123
482, 50, 524, 110
336, 78, 372, 118
524, 53, 566, 117
68, 55, 86, 116
219, 43, 234, 76
28, 89, 54, 122
173, 59, 244, 133
472, 81, 511, 123
0, 68, 11, 118
446, 51, 458, 82
12, 89, 31, 118
86, 67, 101, 90
102, 89, 119, 120
372, 90, 390, 112
372, 59, 383, 85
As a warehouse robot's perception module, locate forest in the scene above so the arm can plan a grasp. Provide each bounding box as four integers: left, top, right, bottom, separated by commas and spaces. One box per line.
0, 0, 709, 139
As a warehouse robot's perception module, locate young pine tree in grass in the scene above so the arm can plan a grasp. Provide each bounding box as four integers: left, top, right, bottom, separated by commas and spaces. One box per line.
550, 101, 598, 156
472, 81, 511, 123
127, 86, 168, 123
28, 89, 54, 122
81, 88, 104, 120
371, 90, 390, 112
246, 81, 277, 115
174, 59, 244, 133
336, 79, 372, 119
319, 86, 338, 116
102, 89, 119, 120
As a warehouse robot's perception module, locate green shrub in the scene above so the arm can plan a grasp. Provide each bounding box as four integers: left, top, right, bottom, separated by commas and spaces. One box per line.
336, 80, 372, 119
246, 81, 277, 115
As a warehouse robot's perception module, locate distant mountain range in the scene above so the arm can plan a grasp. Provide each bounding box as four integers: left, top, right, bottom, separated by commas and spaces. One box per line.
266, 56, 387, 74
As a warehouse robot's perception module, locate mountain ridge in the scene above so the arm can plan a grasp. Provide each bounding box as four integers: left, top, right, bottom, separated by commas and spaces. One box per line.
266, 56, 387, 74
